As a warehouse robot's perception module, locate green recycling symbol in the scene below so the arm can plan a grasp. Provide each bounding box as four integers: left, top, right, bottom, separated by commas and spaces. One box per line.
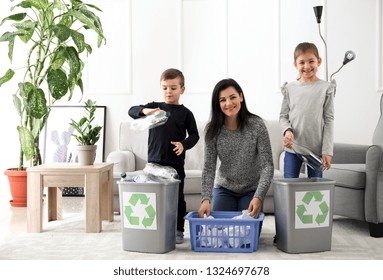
123, 193, 156, 229
295, 191, 330, 228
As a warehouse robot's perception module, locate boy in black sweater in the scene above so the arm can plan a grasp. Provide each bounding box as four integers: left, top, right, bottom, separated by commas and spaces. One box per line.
128, 68, 199, 244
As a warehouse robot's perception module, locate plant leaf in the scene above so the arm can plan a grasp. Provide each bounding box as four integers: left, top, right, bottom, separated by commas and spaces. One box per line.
47, 68, 69, 100
50, 46, 66, 70
17, 126, 35, 160
19, 0, 49, 10
50, 24, 71, 42
70, 29, 86, 53
14, 20, 36, 43
13, 94, 22, 118
0, 69, 15, 87
28, 88, 48, 119
69, 10, 105, 46
0, 13, 27, 26
0, 31, 25, 42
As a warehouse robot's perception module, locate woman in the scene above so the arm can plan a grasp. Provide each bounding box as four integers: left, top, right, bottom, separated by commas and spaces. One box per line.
198, 78, 274, 219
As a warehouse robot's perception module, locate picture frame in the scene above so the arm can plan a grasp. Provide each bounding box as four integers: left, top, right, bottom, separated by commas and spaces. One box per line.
42, 105, 107, 164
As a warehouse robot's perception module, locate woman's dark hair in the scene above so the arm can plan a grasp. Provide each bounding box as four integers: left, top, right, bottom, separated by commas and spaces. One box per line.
205, 78, 254, 142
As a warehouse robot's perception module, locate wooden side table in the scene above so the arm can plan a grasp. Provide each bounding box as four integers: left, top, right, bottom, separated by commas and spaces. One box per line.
27, 163, 114, 233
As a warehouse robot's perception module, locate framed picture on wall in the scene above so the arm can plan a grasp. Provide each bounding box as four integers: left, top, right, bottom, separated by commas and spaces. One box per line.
42, 105, 107, 165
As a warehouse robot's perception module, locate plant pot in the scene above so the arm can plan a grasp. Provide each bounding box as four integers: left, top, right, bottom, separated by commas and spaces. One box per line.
4, 168, 27, 207
76, 145, 97, 165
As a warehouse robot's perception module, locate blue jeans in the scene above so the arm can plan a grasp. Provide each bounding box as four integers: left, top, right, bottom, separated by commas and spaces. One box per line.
212, 187, 255, 211
212, 187, 263, 235
284, 151, 323, 178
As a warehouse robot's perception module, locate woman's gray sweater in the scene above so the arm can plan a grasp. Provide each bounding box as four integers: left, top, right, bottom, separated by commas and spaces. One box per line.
201, 115, 274, 202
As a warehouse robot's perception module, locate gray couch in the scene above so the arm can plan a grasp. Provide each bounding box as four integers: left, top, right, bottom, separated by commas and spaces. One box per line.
323, 94, 383, 237
106, 119, 285, 214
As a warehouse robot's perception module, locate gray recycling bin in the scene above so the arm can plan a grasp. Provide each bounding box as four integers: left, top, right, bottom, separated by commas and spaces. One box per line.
118, 179, 179, 253
272, 178, 335, 254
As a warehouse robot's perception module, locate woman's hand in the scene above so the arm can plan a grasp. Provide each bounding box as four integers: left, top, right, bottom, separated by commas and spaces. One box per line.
198, 199, 211, 218
247, 197, 262, 218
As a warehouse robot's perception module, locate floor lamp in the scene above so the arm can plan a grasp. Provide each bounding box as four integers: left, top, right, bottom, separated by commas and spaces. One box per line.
313, 6, 356, 83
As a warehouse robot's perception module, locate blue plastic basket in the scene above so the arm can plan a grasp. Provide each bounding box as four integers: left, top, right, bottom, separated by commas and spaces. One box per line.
185, 211, 264, 253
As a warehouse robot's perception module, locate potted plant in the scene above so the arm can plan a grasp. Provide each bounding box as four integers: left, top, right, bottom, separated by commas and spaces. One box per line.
69, 99, 103, 165
0, 0, 105, 206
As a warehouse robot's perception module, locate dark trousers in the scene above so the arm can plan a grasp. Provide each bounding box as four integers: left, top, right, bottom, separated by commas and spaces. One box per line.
170, 165, 186, 233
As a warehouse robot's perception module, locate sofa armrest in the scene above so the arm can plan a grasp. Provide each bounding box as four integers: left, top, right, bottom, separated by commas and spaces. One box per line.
364, 145, 383, 224
332, 143, 369, 164
106, 151, 136, 175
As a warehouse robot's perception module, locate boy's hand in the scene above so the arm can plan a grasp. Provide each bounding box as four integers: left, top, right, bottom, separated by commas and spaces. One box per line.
171, 141, 184, 156
141, 107, 160, 116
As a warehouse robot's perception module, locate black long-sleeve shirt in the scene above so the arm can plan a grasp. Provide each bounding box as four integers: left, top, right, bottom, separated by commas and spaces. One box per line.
128, 102, 199, 168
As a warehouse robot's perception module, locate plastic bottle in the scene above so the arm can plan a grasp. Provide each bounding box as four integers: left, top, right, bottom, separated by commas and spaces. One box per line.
130, 110, 170, 130
292, 142, 326, 172
120, 172, 132, 182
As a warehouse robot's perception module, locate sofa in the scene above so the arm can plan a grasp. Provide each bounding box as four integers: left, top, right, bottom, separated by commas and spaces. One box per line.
106, 119, 286, 214
322, 94, 383, 237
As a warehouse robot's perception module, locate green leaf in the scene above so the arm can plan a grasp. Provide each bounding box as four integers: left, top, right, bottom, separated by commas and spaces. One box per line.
15, 20, 36, 43
0, 13, 27, 26
50, 24, 71, 42
84, 3, 103, 13
8, 37, 15, 61
17, 126, 35, 160
18, 82, 35, 100
69, 10, 105, 46
20, 0, 49, 10
70, 29, 86, 53
59, 14, 73, 27
53, 0, 65, 11
28, 88, 48, 119
66, 46, 82, 83
47, 68, 69, 100
0, 31, 25, 42
50, 48, 66, 70
0, 69, 15, 87
13, 94, 22, 118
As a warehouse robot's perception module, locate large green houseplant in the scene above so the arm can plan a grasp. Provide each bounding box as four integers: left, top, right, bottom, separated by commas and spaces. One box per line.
0, 0, 105, 206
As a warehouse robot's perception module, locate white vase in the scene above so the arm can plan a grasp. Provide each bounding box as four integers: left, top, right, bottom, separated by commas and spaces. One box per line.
76, 145, 97, 165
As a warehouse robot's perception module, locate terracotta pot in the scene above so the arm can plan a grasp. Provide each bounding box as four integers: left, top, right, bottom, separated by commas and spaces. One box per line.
4, 168, 27, 207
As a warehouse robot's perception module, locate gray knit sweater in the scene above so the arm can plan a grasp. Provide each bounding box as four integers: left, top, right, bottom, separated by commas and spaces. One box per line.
201, 115, 274, 202
279, 79, 336, 156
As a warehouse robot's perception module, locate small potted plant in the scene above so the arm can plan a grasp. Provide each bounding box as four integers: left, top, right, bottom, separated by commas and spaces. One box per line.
70, 99, 103, 165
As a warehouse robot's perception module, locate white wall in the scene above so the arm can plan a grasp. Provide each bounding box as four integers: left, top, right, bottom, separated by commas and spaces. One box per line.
1, 0, 382, 191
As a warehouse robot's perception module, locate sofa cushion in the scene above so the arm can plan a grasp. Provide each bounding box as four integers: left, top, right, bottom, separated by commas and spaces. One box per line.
324, 164, 366, 190
185, 170, 202, 194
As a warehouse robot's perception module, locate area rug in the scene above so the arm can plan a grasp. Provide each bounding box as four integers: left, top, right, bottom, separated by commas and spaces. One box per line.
1, 214, 382, 260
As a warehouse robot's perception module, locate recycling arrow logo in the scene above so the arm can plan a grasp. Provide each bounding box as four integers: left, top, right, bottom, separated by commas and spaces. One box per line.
122, 192, 157, 230
295, 190, 330, 229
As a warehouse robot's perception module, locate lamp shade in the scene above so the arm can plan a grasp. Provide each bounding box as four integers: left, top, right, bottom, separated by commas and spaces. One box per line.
343, 50, 356, 65
313, 6, 323, 24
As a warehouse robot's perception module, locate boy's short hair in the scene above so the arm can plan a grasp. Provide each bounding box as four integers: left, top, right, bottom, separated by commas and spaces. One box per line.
294, 42, 320, 61
160, 68, 185, 87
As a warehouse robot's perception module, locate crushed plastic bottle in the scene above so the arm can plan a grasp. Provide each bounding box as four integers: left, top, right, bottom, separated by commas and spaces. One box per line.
292, 142, 326, 172
143, 162, 179, 180
130, 110, 170, 131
